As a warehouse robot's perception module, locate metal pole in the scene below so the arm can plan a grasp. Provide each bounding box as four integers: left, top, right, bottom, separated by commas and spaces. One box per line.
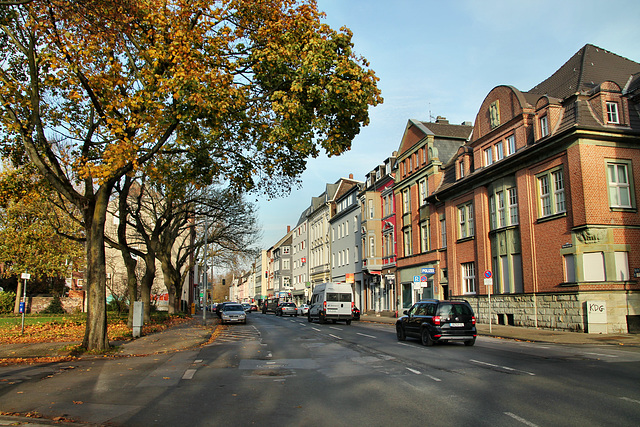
21, 276, 27, 335
203, 220, 208, 324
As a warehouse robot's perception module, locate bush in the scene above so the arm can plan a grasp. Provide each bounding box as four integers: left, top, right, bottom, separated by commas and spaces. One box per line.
0, 291, 16, 314
42, 295, 66, 314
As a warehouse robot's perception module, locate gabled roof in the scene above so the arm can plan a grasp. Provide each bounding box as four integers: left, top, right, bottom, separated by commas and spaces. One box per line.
529, 44, 640, 99
397, 118, 473, 161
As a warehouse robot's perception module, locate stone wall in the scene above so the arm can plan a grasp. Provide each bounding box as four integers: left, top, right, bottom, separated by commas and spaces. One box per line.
27, 292, 85, 314
465, 290, 640, 334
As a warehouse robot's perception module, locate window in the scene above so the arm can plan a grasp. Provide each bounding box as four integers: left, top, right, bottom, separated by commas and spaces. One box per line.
495, 141, 504, 161
540, 115, 549, 137
507, 135, 516, 155
606, 102, 619, 124
607, 162, 632, 208
583, 252, 605, 282
614, 252, 629, 281
484, 146, 493, 166
420, 222, 430, 253
402, 189, 410, 214
369, 236, 375, 258
459, 160, 465, 178
440, 218, 447, 249
419, 179, 427, 206
403, 229, 412, 256
538, 168, 565, 218
458, 202, 474, 239
368, 199, 374, 219
497, 190, 505, 228
508, 187, 519, 225
462, 262, 476, 294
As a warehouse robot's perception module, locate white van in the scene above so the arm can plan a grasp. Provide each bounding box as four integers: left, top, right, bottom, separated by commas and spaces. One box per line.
308, 282, 353, 325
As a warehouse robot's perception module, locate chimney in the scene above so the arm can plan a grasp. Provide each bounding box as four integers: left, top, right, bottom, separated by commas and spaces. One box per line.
435, 116, 449, 124
287, 225, 291, 233
349, 173, 353, 179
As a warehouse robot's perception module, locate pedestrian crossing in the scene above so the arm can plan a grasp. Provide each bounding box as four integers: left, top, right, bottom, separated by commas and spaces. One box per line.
207, 325, 261, 345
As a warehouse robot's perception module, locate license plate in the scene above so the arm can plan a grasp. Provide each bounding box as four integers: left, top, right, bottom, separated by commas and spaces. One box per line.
449, 323, 464, 327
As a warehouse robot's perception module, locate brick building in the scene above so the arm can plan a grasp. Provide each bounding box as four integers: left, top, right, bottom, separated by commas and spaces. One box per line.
428, 44, 640, 333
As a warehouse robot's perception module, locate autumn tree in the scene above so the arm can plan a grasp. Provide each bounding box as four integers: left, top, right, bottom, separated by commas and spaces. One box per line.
0, 0, 381, 351
0, 166, 84, 312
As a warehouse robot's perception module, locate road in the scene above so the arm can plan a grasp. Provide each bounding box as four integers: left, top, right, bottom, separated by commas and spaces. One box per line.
2, 313, 640, 426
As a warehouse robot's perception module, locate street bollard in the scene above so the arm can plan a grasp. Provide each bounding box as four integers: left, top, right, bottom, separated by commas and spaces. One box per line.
132, 301, 144, 338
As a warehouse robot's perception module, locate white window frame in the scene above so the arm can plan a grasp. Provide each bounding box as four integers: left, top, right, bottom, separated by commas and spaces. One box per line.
495, 141, 504, 161
402, 189, 410, 214
462, 262, 476, 294
537, 168, 565, 218
440, 218, 447, 249
507, 135, 516, 156
403, 229, 412, 257
508, 187, 518, 225
606, 102, 619, 124
607, 161, 633, 208
540, 115, 549, 137
420, 222, 429, 253
458, 202, 474, 239
484, 146, 493, 166
419, 179, 427, 206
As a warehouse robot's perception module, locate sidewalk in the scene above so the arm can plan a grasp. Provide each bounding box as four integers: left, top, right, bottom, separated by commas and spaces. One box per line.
360, 313, 640, 346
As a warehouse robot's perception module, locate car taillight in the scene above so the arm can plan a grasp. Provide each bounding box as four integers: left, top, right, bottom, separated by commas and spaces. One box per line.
351, 302, 354, 310
433, 315, 441, 326
323, 301, 327, 310
472, 316, 476, 325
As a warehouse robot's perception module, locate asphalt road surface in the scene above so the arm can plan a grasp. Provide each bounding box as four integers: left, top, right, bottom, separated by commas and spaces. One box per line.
2, 313, 640, 426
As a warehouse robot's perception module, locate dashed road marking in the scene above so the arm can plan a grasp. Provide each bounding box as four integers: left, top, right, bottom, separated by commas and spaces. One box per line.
329, 334, 342, 340
357, 332, 377, 339
182, 369, 197, 380
470, 359, 535, 376
504, 412, 539, 427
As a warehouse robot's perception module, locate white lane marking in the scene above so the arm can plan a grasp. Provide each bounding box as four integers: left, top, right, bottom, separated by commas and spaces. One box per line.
312, 327, 321, 332
266, 352, 272, 358
194, 359, 203, 363
584, 352, 618, 358
329, 334, 342, 340
405, 367, 441, 381
620, 396, 640, 405
504, 412, 539, 427
329, 326, 343, 331
182, 369, 197, 380
357, 332, 377, 339
397, 342, 413, 347
470, 359, 535, 376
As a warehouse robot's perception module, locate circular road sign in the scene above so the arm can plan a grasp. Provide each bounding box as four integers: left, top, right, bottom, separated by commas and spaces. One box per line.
484, 270, 492, 279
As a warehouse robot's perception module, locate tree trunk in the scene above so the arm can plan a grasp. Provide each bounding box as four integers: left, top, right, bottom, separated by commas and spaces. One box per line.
140, 251, 156, 323
13, 279, 23, 314
82, 188, 111, 352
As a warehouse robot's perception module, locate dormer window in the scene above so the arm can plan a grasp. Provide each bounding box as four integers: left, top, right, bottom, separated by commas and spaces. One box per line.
484, 146, 493, 166
540, 115, 549, 138
606, 102, 619, 124
459, 160, 465, 178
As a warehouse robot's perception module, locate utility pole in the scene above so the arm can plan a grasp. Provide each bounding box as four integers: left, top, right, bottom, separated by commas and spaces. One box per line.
203, 220, 208, 324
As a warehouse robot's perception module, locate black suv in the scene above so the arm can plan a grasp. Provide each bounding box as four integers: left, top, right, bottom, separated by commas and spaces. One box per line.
395, 299, 477, 346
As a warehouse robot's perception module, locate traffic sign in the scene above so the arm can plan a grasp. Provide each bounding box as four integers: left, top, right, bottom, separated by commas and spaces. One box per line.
413, 276, 420, 283
484, 270, 492, 279
422, 267, 435, 275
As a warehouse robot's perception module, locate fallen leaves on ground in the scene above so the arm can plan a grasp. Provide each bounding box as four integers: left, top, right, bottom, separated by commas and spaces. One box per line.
0, 316, 192, 345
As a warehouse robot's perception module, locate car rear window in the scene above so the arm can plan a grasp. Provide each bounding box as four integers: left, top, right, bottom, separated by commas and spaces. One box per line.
224, 304, 243, 311
437, 303, 473, 316
283, 303, 295, 307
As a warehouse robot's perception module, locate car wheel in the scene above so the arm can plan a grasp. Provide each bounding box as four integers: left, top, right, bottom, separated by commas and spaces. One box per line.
396, 325, 406, 341
308, 313, 313, 323
319, 312, 326, 324
346, 319, 351, 325
295, 314, 298, 317
331, 319, 337, 324
464, 338, 476, 346
421, 328, 434, 346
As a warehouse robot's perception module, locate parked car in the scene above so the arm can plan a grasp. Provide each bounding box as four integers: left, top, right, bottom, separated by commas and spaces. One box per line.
241, 302, 252, 313
297, 304, 309, 316
250, 303, 259, 312
395, 299, 476, 346
276, 302, 298, 317
352, 306, 360, 320
220, 303, 247, 324
262, 298, 280, 314
216, 301, 236, 318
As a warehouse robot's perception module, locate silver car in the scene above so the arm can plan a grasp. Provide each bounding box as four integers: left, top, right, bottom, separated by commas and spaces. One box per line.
221, 303, 247, 324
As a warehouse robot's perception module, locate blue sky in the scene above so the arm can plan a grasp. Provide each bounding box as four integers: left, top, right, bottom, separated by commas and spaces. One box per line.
254, 0, 640, 248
